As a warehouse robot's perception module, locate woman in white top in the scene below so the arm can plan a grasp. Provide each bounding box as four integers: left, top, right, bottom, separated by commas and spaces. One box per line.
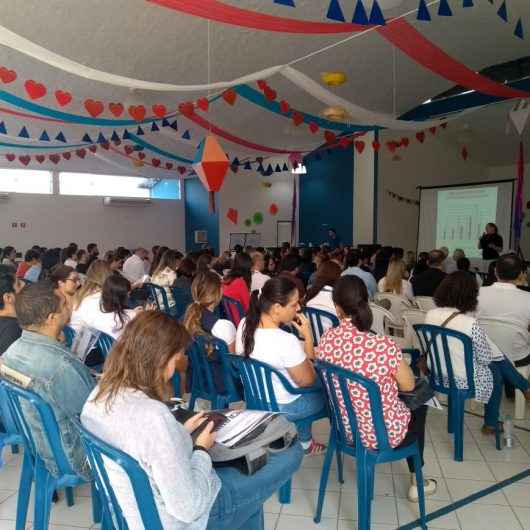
1, 246, 16, 270
378, 258, 413, 299
151, 250, 182, 308
425, 271, 530, 434
81, 311, 303, 530
305, 260, 341, 316
236, 276, 327, 456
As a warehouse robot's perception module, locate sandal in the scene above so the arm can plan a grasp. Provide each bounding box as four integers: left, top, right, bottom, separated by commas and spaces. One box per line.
408, 478, 438, 502
304, 439, 327, 456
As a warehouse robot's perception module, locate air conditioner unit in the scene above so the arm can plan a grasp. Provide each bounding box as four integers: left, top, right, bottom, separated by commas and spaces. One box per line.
0, 192, 9, 200
102, 197, 152, 207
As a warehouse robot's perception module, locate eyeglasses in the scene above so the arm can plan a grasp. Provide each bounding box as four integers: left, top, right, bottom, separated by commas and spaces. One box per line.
66, 277, 81, 284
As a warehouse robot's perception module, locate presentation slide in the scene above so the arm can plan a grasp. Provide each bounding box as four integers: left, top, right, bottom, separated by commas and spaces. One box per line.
436, 187, 498, 258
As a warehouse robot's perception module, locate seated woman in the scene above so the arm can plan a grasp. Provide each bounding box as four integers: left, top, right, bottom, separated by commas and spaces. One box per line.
317, 275, 437, 502
222, 253, 252, 312
305, 261, 342, 316
81, 311, 303, 530
50, 264, 81, 309
425, 271, 530, 434
378, 258, 414, 299
236, 276, 327, 456
151, 249, 182, 310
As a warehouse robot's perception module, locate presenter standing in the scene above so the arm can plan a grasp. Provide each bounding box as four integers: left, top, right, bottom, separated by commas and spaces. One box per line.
478, 223, 503, 260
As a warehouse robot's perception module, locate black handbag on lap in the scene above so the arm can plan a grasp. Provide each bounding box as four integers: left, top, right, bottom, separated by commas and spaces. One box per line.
398, 377, 434, 410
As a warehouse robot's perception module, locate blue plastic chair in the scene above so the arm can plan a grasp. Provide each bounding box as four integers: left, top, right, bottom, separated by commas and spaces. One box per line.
229, 354, 328, 503
221, 296, 245, 327
77, 421, 163, 530
414, 323, 501, 461
145, 282, 172, 315
0, 379, 101, 530
96, 331, 115, 359
171, 286, 193, 320
184, 336, 241, 410
314, 360, 427, 530
63, 325, 76, 349
303, 307, 339, 346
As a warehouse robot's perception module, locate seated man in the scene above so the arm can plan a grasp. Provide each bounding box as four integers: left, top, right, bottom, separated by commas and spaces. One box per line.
411, 249, 446, 297
2, 281, 95, 478
477, 253, 530, 369
341, 249, 377, 299
0, 269, 23, 354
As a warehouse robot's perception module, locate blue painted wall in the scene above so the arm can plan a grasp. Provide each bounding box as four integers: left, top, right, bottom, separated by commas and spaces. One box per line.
151, 179, 180, 200
184, 178, 219, 254
299, 145, 354, 246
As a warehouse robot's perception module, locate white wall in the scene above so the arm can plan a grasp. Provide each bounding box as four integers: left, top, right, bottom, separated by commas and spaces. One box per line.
354, 132, 375, 245
0, 193, 185, 253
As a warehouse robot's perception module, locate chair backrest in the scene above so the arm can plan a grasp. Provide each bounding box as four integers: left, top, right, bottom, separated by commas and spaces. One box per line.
374, 293, 411, 324
187, 336, 239, 402
477, 317, 527, 361
77, 422, 163, 530
0, 385, 22, 447
144, 283, 171, 314
0, 379, 76, 477
413, 296, 437, 312
221, 296, 245, 327
369, 302, 401, 336
413, 323, 475, 396
303, 307, 339, 345
63, 324, 76, 348
402, 309, 426, 350
315, 360, 392, 453
229, 354, 297, 411
170, 286, 192, 320
96, 331, 115, 359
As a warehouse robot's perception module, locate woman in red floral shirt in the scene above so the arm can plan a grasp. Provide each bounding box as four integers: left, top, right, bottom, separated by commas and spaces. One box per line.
316, 275, 437, 502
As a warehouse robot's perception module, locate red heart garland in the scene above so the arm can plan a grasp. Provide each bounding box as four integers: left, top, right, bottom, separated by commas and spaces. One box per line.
129, 105, 146, 121
55, 90, 72, 107
222, 89, 237, 106
165, 162, 173, 170
339, 138, 351, 149
35, 155, 45, 164
400, 137, 410, 148
386, 141, 398, 153
292, 112, 304, 127
138, 152, 146, 160
177, 166, 186, 175
84, 99, 104, 118
416, 131, 425, 143
24, 80, 47, 100
18, 155, 30, 166
152, 104, 167, 118
461, 146, 468, 161
227, 208, 238, 225
264, 87, 277, 101
152, 158, 161, 167
354, 140, 365, 154
5, 154, 15, 162
269, 203, 279, 215
178, 102, 194, 117
124, 145, 134, 155
88, 145, 97, 153
324, 131, 337, 144
429, 127, 437, 135
49, 154, 60, 164
0, 67, 17, 84
75, 149, 86, 159
109, 102, 124, 117
257, 80, 268, 91
441, 123, 448, 129
101, 143, 110, 151
62, 152, 71, 160
197, 97, 209, 112
279, 100, 290, 113
372, 141, 381, 152
308, 122, 319, 134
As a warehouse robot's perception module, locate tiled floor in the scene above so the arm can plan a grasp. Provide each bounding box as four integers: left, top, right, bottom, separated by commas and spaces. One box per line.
0, 402, 529, 529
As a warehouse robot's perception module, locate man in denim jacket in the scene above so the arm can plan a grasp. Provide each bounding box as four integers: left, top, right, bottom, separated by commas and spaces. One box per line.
3, 281, 95, 478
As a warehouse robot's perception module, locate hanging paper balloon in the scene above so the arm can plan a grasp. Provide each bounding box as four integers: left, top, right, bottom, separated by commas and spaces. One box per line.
269, 203, 279, 215
253, 212, 264, 225
133, 160, 144, 168
320, 72, 347, 86
244, 219, 252, 227
227, 208, 238, 225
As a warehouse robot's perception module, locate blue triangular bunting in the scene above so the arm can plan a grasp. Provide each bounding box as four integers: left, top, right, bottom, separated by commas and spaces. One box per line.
97, 133, 107, 144
151, 122, 160, 132
326, 0, 345, 21
275, 164, 282, 172
515, 18, 524, 39
352, 0, 369, 24
182, 130, 191, 140
244, 161, 252, 170
232, 157, 240, 166
18, 126, 29, 139
438, 0, 452, 16
55, 131, 66, 143
82, 133, 92, 143
170, 120, 178, 131
257, 163, 264, 172
274, 0, 295, 5
122, 130, 131, 140
39, 130, 50, 142
162, 118, 170, 127
0, 122, 6, 135
462, 0, 473, 7
282, 163, 289, 171
110, 131, 120, 143
369, 0, 386, 25
136, 126, 144, 136
497, 0, 507, 21
266, 164, 273, 173
417, 0, 431, 20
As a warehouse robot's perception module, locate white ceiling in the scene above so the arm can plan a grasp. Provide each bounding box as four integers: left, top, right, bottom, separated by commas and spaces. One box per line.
0, 0, 528, 173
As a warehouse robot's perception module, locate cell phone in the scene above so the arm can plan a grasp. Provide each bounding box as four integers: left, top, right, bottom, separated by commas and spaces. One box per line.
190, 412, 227, 442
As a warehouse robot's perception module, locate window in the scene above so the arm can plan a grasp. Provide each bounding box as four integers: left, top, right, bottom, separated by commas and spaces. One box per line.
0, 169, 52, 194
150, 179, 181, 200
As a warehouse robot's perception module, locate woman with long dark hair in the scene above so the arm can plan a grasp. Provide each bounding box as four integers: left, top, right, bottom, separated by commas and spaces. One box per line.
1, 246, 16, 269
236, 276, 327, 455
50, 264, 81, 307
305, 260, 342, 316
223, 252, 252, 311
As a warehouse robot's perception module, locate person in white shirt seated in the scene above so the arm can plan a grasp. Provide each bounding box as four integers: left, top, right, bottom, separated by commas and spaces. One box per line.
305, 260, 341, 320
425, 271, 530, 435
250, 251, 269, 293
63, 245, 78, 269
122, 248, 149, 284
151, 250, 182, 309
439, 246, 458, 274
236, 276, 327, 456
378, 258, 414, 299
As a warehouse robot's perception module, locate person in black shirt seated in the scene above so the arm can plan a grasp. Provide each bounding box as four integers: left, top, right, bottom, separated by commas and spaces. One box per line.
0, 268, 22, 354
478, 223, 503, 260
411, 249, 446, 297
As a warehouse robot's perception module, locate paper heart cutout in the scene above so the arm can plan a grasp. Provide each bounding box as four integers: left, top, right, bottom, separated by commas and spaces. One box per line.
279, 100, 290, 113
354, 140, 365, 154
49, 154, 60, 164
138, 152, 146, 160
165, 162, 173, 170
308, 122, 319, 134
151, 158, 161, 167
292, 112, 304, 126
88, 145, 97, 153
55, 90, 72, 107
178, 102, 194, 116
429, 127, 437, 135
109, 102, 124, 117
400, 137, 410, 148
227, 208, 238, 225
264, 88, 277, 101
461, 146, 468, 160
339, 138, 351, 148
5, 154, 15, 162
62, 152, 71, 160
324, 131, 337, 144
18, 155, 30, 166
257, 80, 268, 91
197, 97, 209, 112
416, 131, 425, 143
124, 145, 134, 155
0, 67, 17, 84
129, 105, 146, 121
152, 104, 167, 118
75, 149, 86, 159
100, 142, 110, 151
24, 80, 46, 100
386, 141, 398, 153
35, 155, 45, 164
440, 123, 448, 129
222, 89, 237, 106
372, 140, 381, 152
177, 166, 186, 175
269, 203, 279, 215
84, 99, 104, 118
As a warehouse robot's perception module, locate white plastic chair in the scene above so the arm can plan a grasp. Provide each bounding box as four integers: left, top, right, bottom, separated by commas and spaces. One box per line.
369, 302, 405, 347
374, 293, 412, 325
413, 296, 437, 312
402, 309, 427, 350
478, 317, 530, 419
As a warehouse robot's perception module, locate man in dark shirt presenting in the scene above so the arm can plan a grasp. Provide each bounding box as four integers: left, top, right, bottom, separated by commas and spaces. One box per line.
478, 223, 503, 260
0, 267, 22, 354
411, 249, 447, 297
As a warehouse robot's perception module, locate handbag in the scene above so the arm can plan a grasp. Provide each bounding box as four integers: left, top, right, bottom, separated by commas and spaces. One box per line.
398, 377, 434, 410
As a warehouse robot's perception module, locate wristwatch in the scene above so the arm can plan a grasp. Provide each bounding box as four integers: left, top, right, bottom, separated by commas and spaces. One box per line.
193, 444, 210, 454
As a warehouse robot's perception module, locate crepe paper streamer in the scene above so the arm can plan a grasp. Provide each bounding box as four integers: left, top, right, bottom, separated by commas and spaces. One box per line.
369, 0, 386, 25
253, 212, 264, 225
497, 1, 507, 22
128, 133, 192, 163
226, 208, 238, 225
327, 0, 346, 21
438, 0, 452, 17
244, 219, 252, 227
515, 19, 524, 39
148, 0, 369, 33
352, 0, 369, 24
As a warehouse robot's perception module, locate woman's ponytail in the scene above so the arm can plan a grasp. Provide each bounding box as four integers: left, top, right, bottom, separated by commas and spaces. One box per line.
243, 290, 262, 357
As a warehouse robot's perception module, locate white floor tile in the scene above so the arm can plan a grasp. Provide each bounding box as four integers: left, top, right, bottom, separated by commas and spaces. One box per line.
276, 514, 337, 530
292, 466, 341, 492
339, 495, 397, 525
264, 493, 283, 514
478, 446, 530, 464
487, 462, 530, 483
503, 483, 530, 508
511, 506, 530, 529
456, 504, 523, 530
265, 512, 279, 530
0, 520, 15, 530
445, 479, 508, 505
396, 499, 459, 529
281, 489, 339, 518
338, 523, 394, 530
438, 459, 495, 481
392, 456, 443, 477
432, 442, 484, 461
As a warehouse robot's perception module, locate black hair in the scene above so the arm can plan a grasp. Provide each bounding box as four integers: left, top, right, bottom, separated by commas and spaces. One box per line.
332, 276, 373, 332
87, 243, 98, 254
486, 222, 498, 233
176, 258, 196, 279
40, 248, 61, 278
225, 252, 252, 289
345, 250, 361, 268
434, 271, 478, 313
279, 254, 300, 273
0, 271, 16, 310
495, 253, 522, 281
100, 272, 131, 330
24, 249, 40, 263
328, 228, 336, 235
65, 245, 77, 260
15, 281, 62, 328
242, 276, 298, 357
1, 246, 15, 261
456, 257, 470, 271
49, 265, 75, 288
233, 244, 243, 254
